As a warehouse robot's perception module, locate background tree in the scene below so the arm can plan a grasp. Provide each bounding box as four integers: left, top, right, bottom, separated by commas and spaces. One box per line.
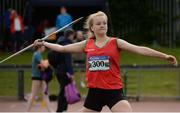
108, 0, 165, 45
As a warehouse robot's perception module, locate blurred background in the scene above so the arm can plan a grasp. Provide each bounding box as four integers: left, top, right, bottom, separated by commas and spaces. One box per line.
0, 0, 180, 105
1, 0, 180, 47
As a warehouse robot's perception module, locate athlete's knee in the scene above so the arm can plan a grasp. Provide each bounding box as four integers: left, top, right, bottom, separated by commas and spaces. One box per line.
111, 100, 132, 112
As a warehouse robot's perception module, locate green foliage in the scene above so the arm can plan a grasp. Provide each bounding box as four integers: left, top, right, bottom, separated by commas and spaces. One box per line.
107, 0, 165, 44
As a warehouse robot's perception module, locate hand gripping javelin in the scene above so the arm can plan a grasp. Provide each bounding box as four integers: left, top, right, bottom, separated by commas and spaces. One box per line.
0, 17, 83, 64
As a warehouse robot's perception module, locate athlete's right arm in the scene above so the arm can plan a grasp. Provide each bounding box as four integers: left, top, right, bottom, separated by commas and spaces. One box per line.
34, 39, 86, 53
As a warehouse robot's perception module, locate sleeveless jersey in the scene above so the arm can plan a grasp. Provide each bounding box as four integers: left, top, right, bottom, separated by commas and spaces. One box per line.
84, 37, 123, 89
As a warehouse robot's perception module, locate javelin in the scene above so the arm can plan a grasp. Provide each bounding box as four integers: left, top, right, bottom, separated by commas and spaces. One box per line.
0, 17, 83, 64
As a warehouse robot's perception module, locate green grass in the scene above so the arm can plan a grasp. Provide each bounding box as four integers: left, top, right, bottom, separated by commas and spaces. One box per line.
0, 47, 180, 97
124, 69, 179, 97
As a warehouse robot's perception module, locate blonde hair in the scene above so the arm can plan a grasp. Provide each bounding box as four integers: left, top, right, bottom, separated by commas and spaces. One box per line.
84, 11, 108, 36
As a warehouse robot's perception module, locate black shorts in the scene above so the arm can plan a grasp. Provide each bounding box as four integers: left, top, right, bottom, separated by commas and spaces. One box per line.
84, 88, 126, 112
31, 77, 43, 81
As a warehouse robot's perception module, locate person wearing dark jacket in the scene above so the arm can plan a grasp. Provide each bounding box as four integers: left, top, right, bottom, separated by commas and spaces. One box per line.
48, 29, 75, 112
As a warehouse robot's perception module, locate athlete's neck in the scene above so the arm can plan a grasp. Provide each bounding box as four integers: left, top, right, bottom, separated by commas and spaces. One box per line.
95, 35, 109, 43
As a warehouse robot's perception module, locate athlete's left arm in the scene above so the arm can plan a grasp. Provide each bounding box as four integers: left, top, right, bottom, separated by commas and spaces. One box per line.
116, 39, 178, 66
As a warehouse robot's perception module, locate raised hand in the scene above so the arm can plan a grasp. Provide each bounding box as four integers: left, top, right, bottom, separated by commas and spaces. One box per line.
34, 39, 44, 46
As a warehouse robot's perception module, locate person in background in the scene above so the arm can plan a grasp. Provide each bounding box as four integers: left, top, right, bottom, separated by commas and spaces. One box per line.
0, 16, 2, 51
35, 19, 50, 40
2, 8, 11, 51
56, 6, 73, 31
83, 28, 93, 39
72, 30, 86, 64
55, 6, 73, 39
72, 30, 86, 87
10, 9, 24, 52
73, 30, 85, 43
34, 11, 177, 112
48, 29, 75, 112
26, 45, 53, 112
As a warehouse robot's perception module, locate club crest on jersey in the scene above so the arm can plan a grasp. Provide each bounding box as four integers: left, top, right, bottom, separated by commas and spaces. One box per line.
86, 48, 95, 52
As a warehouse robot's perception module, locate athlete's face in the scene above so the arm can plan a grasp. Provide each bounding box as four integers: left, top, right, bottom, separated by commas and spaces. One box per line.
91, 15, 108, 36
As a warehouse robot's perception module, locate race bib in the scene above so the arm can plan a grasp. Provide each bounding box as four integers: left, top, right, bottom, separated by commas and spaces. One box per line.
88, 56, 110, 71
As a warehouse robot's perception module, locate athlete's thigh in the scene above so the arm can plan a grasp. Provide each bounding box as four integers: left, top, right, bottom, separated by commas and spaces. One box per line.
79, 106, 99, 112
111, 100, 132, 112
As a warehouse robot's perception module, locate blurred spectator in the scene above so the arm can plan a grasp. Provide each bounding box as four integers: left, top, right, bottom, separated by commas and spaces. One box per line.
24, 25, 35, 46
2, 8, 11, 51
55, 6, 73, 37
48, 29, 75, 112
83, 28, 93, 39
72, 30, 86, 64
0, 17, 2, 51
73, 30, 85, 43
72, 30, 86, 88
35, 19, 50, 40
26, 45, 53, 112
10, 9, 25, 52
44, 19, 57, 43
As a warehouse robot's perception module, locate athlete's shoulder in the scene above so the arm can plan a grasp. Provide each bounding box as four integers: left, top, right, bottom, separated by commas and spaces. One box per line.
86, 36, 95, 43
110, 37, 118, 40
108, 37, 118, 43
